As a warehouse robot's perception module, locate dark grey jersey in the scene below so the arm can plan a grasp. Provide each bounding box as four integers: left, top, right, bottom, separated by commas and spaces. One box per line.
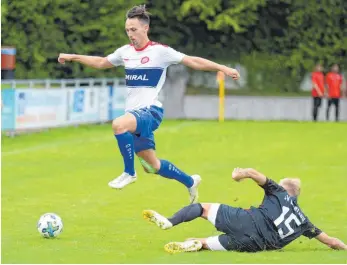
248, 178, 322, 250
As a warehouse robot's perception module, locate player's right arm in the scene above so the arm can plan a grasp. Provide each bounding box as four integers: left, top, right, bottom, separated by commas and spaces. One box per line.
232, 167, 286, 195
315, 232, 347, 250
231, 167, 267, 185
58, 54, 114, 69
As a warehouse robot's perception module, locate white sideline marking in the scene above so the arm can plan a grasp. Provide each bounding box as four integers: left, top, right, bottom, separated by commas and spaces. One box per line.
2, 122, 195, 156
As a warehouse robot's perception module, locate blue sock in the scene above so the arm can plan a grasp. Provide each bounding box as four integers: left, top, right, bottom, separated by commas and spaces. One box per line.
157, 160, 194, 188
115, 132, 135, 176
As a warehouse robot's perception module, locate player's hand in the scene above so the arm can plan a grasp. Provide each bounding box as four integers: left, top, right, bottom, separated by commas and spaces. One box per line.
58, 53, 73, 64
232, 167, 247, 182
222, 66, 240, 80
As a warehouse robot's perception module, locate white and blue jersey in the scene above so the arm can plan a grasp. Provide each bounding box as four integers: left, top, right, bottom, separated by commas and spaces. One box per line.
106, 41, 185, 152
107, 41, 186, 112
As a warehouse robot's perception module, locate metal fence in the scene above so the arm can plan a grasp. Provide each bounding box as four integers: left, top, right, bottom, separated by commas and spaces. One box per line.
1, 78, 125, 89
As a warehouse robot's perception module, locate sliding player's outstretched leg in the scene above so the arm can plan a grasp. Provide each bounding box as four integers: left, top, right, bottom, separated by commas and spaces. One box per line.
164, 235, 230, 253
143, 210, 173, 229
143, 203, 204, 229
164, 240, 203, 253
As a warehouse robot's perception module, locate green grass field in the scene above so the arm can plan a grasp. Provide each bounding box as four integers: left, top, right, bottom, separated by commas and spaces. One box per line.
2, 120, 347, 264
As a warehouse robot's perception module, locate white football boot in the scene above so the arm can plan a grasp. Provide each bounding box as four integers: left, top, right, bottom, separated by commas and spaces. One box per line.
108, 172, 137, 189
143, 210, 173, 230
164, 240, 203, 254
188, 175, 201, 204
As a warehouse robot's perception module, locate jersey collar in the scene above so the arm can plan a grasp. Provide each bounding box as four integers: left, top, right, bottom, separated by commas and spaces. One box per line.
131, 41, 152, 52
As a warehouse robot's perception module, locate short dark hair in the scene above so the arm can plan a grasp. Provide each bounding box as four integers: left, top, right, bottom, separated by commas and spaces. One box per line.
126, 5, 150, 24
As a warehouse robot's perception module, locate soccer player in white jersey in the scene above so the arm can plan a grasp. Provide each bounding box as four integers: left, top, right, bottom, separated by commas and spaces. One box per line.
58, 5, 240, 204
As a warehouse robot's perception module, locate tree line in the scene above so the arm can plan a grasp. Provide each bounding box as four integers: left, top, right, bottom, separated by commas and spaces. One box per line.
2, 0, 346, 91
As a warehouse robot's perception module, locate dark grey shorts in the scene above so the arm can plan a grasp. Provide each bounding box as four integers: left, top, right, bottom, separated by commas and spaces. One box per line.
207, 204, 265, 252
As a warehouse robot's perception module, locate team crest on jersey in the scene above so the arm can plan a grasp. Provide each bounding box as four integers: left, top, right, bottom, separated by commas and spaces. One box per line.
141, 56, 150, 64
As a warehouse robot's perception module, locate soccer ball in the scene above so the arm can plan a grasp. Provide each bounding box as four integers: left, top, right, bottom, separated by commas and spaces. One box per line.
37, 213, 63, 238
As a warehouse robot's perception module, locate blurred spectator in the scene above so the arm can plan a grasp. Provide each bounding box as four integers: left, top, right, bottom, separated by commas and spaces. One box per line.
326, 64, 343, 122
311, 64, 325, 121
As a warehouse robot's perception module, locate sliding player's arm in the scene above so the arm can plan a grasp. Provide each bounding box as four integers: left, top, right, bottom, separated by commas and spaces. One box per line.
303, 221, 346, 250
231, 168, 267, 185
315, 232, 347, 250
58, 53, 114, 69
181, 56, 240, 80
232, 167, 286, 194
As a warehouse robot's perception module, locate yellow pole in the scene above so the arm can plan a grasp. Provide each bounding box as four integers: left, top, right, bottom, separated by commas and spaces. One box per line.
217, 71, 225, 122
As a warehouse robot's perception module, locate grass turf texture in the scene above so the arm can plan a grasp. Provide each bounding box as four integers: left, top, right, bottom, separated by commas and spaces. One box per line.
2, 120, 347, 263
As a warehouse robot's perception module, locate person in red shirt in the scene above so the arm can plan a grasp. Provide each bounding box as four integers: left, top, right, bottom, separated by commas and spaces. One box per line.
311, 64, 325, 121
326, 64, 343, 122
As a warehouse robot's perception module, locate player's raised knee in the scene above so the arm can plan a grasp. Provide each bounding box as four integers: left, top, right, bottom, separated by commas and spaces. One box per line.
112, 118, 127, 134
112, 113, 137, 134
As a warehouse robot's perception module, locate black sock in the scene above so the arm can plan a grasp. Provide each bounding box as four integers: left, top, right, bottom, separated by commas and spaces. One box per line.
168, 203, 203, 226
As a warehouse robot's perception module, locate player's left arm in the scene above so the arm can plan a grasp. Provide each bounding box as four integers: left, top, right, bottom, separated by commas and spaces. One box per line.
181, 56, 240, 80
164, 46, 239, 79
315, 232, 347, 250
303, 222, 346, 250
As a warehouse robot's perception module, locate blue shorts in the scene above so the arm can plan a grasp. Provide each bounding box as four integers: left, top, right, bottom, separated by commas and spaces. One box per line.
128, 105, 164, 153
